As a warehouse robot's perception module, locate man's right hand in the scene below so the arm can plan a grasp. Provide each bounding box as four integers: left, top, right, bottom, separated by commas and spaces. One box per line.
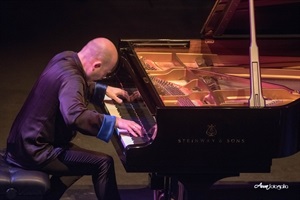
115, 117, 143, 137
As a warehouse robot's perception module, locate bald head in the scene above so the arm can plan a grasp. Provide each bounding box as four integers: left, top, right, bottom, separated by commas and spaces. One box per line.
78, 38, 118, 81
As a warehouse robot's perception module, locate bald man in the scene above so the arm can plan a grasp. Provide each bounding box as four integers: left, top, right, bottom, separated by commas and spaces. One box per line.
5, 38, 142, 200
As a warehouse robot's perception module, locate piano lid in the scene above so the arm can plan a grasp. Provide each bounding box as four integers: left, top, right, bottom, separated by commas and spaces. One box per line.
201, 0, 300, 38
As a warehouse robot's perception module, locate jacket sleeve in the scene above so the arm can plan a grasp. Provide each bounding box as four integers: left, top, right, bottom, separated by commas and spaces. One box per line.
89, 82, 107, 106
59, 77, 115, 142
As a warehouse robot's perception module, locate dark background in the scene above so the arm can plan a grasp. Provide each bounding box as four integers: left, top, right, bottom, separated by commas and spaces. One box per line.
1, 0, 299, 198
1, 0, 215, 50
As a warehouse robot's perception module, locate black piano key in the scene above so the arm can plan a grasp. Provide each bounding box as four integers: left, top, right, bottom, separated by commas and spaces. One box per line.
132, 135, 149, 144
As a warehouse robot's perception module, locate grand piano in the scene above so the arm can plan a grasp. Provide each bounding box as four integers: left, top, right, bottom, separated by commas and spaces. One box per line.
98, 0, 300, 199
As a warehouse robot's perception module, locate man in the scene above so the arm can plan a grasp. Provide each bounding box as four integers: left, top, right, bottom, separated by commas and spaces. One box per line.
5, 38, 143, 200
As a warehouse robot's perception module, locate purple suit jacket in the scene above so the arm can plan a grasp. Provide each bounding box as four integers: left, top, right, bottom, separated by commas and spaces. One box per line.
5, 51, 115, 169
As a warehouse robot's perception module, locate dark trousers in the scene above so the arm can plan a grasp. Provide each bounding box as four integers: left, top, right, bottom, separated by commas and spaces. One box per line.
41, 144, 121, 200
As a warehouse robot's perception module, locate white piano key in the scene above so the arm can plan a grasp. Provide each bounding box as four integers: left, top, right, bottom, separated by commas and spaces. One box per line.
120, 134, 134, 146
105, 96, 134, 147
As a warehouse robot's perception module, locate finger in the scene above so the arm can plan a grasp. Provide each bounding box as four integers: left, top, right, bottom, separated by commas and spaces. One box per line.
114, 96, 123, 104
130, 131, 139, 137
127, 127, 139, 137
130, 125, 142, 137
122, 91, 130, 101
129, 93, 139, 102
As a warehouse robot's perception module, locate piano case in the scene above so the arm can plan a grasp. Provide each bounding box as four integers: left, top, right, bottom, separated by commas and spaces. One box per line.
102, 0, 300, 199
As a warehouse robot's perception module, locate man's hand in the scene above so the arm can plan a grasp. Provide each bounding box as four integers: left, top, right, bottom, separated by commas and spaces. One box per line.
115, 117, 143, 137
106, 86, 129, 104
129, 90, 142, 102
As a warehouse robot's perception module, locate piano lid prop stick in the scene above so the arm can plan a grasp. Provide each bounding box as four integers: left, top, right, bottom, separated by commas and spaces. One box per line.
248, 0, 265, 108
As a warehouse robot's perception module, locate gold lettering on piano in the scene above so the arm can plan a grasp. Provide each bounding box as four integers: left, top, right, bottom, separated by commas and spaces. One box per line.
177, 138, 245, 144
226, 139, 245, 143
206, 124, 217, 137
177, 123, 246, 144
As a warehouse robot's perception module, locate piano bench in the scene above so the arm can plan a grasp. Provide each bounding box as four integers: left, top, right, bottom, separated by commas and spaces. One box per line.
0, 150, 50, 200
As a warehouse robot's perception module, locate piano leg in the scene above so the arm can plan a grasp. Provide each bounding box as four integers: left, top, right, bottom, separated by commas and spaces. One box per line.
151, 173, 238, 200
178, 173, 238, 200
151, 174, 181, 200
152, 176, 172, 200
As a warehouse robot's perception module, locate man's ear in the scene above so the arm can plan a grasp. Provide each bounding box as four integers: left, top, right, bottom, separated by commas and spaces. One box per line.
93, 62, 102, 70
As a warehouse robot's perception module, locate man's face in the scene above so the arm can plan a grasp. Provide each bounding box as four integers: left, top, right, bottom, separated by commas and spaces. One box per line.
89, 61, 116, 82
87, 46, 118, 81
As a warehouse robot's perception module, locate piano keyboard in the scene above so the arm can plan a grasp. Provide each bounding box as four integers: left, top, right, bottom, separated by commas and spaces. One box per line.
104, 94, 156, 147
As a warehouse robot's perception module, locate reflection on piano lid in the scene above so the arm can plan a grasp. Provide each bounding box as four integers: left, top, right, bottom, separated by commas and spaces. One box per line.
146, 66, 300, 107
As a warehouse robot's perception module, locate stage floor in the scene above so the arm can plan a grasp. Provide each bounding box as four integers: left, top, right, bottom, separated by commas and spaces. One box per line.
61, 182, 300, 200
